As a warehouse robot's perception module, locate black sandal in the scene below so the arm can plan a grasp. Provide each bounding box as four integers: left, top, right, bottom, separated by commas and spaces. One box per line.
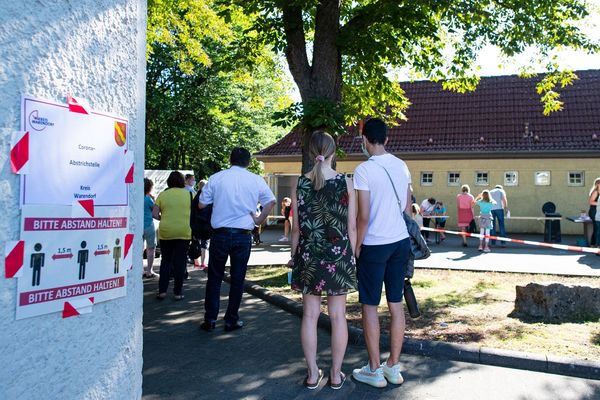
329, 372, 346, 390
303, 369, 323, 390
156, 293, 166, 300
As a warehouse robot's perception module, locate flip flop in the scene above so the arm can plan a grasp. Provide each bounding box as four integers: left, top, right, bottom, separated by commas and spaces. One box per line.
174, 294, 185, 301
303, 369, 324, 390
156, 293, 166, 300
329, 372, 346, 390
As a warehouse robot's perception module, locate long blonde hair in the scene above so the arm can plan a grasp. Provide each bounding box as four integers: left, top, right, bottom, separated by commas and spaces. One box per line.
589, 177, 600, 196
308, 130, 336, 191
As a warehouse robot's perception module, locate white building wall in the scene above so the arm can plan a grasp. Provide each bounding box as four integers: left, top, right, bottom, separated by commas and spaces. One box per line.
0, 1, 146, 399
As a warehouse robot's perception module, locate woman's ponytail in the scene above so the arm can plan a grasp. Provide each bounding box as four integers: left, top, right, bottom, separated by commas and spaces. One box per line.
308, 131, 336, 191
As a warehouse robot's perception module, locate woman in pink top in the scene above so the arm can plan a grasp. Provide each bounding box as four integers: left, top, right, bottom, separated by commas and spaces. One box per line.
456, 184, 474, 247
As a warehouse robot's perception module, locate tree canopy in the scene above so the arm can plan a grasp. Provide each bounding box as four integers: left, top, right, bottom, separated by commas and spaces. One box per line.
146, 0, 292, 176
223, 0, 598, 171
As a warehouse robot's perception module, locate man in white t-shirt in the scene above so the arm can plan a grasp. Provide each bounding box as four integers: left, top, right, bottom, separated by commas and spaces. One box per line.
419, 197, 436, 242
198, 148, 275, 332
352, 118, 412, 388
489, 185, 508, 246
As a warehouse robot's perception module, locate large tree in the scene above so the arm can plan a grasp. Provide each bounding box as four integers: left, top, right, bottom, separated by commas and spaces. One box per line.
225, 0, 598, 172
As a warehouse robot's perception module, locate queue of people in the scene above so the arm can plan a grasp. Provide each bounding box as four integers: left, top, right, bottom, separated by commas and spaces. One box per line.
140, 120, 533, 392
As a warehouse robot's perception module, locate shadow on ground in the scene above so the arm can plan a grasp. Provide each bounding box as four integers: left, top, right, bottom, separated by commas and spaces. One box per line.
142, 271, 483, 400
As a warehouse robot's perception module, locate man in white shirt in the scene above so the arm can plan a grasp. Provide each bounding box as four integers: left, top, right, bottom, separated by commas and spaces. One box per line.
198, 148, 275, 332
489, 185, 508, 246
419, 197, 436, 242
352, 118, 412, 388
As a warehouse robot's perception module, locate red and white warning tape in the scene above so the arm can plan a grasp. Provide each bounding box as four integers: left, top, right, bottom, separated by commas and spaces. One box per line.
420, 227, 600, 255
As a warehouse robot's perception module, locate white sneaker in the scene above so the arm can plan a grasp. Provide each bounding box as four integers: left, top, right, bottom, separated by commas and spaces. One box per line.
381, 362, 404, 385
352, 364, 387, 388
278, 236, 288, 242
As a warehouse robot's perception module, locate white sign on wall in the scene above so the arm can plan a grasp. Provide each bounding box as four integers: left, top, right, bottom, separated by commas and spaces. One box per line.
4, 95, 134, 319
16, 206, 132, 320
20, 95, 129, 206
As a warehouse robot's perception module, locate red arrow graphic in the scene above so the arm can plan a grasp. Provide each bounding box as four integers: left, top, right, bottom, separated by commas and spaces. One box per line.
52, 253, 73, 260
94, 249, 111, 256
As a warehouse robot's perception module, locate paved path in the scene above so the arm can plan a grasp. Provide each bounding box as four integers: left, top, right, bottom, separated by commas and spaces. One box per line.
142, 271, 600, 399
247, 227, 600, 276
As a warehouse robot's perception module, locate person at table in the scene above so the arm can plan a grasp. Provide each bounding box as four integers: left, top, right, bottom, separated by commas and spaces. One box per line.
420, 197, 435, 242
433, 201, 447, 241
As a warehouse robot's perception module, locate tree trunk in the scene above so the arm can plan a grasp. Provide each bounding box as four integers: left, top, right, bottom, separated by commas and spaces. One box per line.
283, 0, 343, 174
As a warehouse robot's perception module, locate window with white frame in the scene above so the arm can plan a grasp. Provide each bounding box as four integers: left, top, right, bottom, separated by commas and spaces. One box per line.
504, 171, 518, 186
568, 171, 584, 186
475, 171, 489, 186
420, 172, 433, 186
447, 172, 460, 186
534, 171, 551, 186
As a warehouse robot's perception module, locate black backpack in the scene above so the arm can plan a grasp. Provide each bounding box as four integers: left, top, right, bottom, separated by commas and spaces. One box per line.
190, 191, 213, 240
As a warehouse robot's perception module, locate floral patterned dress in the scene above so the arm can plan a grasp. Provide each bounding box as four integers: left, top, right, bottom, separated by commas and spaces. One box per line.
291, 174, 357, 296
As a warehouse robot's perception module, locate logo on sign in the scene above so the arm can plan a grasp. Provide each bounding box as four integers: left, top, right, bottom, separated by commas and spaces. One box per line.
114, 121, 126, 147
28, 110, 55, 131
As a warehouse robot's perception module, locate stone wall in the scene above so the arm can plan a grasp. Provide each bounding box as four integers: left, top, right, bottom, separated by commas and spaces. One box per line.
0, 1, 146, 399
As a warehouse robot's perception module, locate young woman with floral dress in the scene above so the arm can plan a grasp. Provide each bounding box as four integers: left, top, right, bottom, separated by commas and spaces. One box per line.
289, 130, 357, 390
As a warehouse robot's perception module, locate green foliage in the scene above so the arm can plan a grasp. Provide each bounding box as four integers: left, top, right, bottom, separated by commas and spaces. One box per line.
274, 99, 346, 136
146, 0, 293, 177
226, 0, 598, 135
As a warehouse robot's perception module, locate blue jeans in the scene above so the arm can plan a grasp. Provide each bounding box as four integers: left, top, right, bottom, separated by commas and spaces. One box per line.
491, 209, 506, 245
595, 222, 600, 247
204, 230, 252, 324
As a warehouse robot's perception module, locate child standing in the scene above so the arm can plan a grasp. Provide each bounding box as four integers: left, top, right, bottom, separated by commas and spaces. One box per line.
473, 190, 496, 252
433, 201, 447, 241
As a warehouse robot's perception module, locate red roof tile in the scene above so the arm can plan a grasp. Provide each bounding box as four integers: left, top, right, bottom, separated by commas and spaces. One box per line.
256, 70, 600, 159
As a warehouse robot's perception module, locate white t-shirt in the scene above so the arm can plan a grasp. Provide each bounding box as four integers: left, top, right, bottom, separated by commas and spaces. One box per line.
490, 188, 505, 210
199, 166, 275, 230
420, 199, 435, 216
353, 153, 411, 245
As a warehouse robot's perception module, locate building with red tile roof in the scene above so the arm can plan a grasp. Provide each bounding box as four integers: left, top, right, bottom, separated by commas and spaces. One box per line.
257, 70, 600, 236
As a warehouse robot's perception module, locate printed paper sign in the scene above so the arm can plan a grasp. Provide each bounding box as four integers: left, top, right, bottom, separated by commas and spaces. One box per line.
16, 205, 130, 319
20, 95, 128, 206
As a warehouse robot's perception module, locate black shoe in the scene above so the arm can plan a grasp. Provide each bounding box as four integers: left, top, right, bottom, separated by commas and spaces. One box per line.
224, 320, 244, 332
200, 320, 216, 332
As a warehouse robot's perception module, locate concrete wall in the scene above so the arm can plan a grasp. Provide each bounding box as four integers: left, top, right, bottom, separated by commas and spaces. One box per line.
263, 158, 600, 236
0, 1, 146, 399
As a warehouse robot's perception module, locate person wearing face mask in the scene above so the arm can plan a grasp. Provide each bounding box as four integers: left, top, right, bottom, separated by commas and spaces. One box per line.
352, 118, 412, 388
184, 174, 197, 196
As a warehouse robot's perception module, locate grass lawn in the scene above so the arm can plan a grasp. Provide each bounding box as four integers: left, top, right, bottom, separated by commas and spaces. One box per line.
245, 266, 600, 362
